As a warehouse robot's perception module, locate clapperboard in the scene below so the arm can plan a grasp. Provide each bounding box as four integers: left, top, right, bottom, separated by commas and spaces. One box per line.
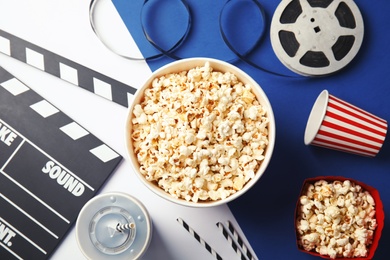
0, 66, 122, 259
0, 29, 137, 108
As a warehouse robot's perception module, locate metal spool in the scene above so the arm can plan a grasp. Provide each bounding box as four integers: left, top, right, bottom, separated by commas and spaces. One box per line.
270, 0, 364, 76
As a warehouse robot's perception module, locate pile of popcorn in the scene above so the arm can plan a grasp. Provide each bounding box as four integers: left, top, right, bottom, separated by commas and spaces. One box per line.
131, 62, 269, 202
296, 180, 377, 259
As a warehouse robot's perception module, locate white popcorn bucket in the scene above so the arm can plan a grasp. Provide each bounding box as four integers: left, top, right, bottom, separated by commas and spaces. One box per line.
304, 90, 388, 157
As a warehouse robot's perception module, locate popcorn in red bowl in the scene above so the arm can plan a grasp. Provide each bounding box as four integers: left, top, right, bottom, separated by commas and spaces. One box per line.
295, 176, 384, 259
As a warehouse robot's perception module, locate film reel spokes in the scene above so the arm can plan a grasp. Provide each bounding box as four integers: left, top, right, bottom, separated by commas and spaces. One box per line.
270, 0, 364, 76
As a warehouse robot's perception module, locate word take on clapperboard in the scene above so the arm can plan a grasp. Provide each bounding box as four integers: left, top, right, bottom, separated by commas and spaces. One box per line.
0, 65, 122, 259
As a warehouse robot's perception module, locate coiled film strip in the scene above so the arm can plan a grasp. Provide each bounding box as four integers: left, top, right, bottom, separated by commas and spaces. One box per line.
0, 29, 136, 107
92, 0, 298, 77
0, 66, 121, 259
89, 0, 192, 61
270, 0, 364, 76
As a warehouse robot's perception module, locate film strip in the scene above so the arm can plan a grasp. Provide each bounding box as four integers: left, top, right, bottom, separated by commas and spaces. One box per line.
0, 66, 122, 259
270, 0, 364, 76
176, 218, 223, 260
94, 0, 301, 77
218, 0, 299, 78
0, 29, 136, 108
89, 0, 192, 61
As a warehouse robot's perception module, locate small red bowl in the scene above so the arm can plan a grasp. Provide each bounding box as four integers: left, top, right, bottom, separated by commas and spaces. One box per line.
295, 176, 384, 259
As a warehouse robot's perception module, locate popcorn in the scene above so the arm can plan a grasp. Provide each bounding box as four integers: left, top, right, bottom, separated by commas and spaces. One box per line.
131, 62, 269, 202
296, 179, 378, 259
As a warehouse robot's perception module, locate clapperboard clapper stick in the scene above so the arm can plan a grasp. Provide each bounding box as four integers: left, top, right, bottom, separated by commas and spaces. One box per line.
0, 29, 136, 108
0, 65, 122, 259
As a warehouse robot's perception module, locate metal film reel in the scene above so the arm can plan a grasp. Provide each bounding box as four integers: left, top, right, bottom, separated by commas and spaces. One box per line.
270, 0, 364, 76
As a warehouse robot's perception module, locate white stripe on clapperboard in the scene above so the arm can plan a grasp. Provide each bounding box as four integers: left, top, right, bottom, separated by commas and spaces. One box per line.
0, 192, 57, 241
1, 163, 70, 224
0, 143, 61, 239
0, 216, 47, 258
0, 243, 22, 260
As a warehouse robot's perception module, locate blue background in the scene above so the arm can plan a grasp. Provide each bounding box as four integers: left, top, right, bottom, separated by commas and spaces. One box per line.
112, 0, 389, 259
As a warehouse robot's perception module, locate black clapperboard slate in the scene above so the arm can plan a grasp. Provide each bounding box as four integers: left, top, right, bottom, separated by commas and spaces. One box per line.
0, 66, 122, 259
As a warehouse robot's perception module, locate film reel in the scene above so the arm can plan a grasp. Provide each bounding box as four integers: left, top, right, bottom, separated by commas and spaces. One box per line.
270, 0, 364, 76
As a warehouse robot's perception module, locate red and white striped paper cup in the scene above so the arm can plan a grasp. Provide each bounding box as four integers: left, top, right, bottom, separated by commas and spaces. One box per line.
304, 90, 388, 157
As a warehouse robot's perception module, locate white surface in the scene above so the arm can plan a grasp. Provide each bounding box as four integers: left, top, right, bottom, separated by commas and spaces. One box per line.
0, 1, 254, 259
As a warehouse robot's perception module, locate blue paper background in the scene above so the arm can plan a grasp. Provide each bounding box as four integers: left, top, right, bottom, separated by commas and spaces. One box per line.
112, 0, 390, 259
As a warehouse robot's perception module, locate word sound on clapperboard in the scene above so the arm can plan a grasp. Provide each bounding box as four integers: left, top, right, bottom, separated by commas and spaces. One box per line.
0, 66, 122, 259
